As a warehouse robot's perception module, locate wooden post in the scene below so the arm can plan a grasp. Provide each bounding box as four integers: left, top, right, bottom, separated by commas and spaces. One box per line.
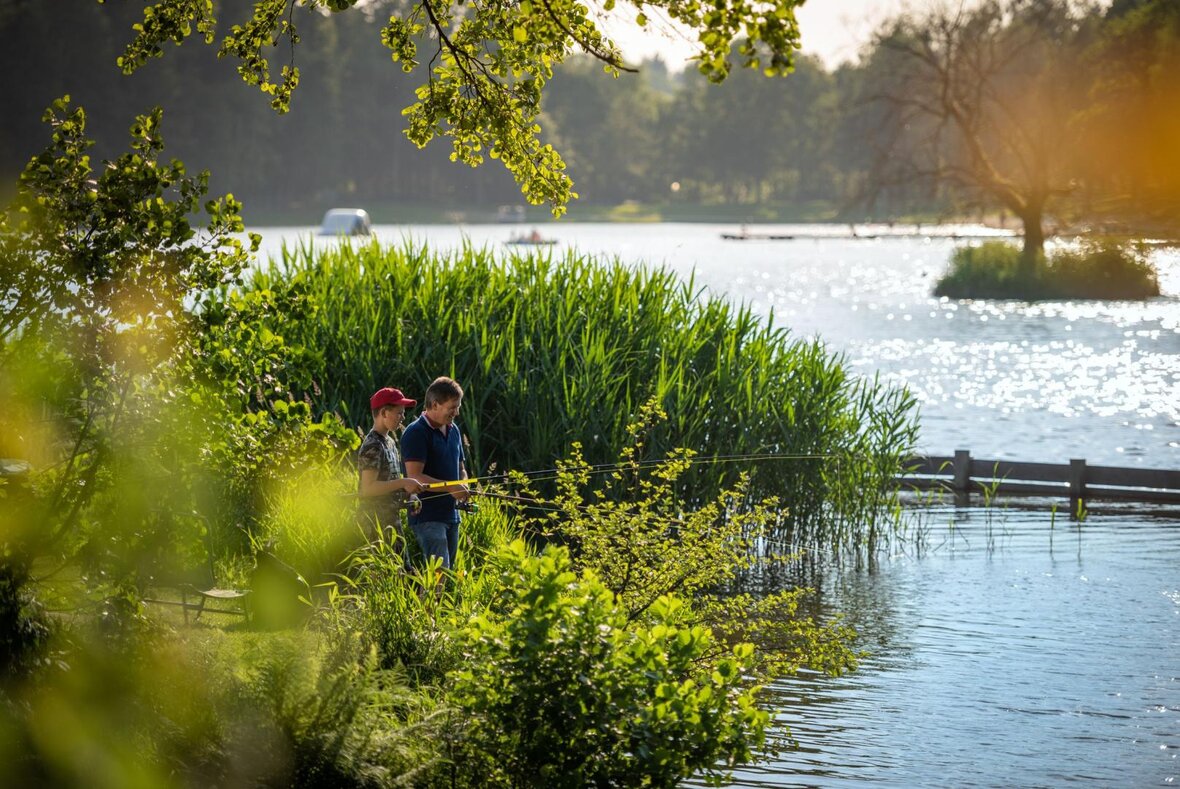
1069, 458, 1086, 516
953, 449, 971, 503
953, 450, 971, 492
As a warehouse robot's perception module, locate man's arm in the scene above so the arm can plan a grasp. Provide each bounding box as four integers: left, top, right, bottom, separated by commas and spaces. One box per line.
404, 460, 469, 499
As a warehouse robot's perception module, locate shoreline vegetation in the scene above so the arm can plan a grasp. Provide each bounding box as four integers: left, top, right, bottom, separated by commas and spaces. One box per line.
240, 199, 1180, 241
250, 239, 920, 546
2, 107, 916, 784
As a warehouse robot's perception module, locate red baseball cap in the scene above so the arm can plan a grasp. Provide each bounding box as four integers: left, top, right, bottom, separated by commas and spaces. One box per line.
370, 387, 417, 410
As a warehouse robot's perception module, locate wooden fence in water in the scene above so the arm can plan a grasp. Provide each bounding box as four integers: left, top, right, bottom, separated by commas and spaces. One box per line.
895, 449, 1180, 506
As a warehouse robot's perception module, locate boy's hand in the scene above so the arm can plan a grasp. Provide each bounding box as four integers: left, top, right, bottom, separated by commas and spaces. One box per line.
400, 478, 423, 494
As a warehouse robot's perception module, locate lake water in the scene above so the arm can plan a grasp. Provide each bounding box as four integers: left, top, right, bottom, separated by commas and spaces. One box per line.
741, 506, 1180, 788
253, 222, 1180, 787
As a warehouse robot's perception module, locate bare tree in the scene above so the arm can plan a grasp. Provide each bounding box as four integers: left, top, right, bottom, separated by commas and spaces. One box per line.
865, 0, 1091, 266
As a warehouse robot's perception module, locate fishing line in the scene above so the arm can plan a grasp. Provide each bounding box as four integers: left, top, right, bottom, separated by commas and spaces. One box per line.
421, 451, 842, 490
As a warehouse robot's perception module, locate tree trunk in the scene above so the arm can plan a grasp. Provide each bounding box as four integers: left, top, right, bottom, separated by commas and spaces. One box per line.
1018, 207, 1045, 273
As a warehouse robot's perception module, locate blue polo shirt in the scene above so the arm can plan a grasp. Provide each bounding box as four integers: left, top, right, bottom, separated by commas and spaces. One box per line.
401, 413, 463, 525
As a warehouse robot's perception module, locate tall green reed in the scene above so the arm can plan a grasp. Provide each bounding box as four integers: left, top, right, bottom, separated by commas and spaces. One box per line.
241, 239, 919, 553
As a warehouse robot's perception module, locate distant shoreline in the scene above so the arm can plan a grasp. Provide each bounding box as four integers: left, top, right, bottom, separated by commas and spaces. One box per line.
241, 201, 1179, 242
241, 196, 1180, 237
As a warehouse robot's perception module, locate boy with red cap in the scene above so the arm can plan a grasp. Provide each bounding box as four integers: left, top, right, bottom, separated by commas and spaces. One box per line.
357, 387, 424, 546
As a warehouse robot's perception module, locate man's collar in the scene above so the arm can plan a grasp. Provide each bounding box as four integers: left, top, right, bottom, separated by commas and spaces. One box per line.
421, 412, 447, 433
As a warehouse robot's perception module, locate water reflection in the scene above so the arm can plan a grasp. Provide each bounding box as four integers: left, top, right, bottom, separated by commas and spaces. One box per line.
730, 507, 1180, 788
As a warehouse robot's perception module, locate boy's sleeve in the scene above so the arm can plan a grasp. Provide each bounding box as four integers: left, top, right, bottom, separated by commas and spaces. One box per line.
400, 423, 426, 463
357, 437, 382, 472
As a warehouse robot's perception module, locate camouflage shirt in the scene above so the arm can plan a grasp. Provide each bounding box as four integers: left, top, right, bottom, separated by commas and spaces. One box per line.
357, 429, 406, 537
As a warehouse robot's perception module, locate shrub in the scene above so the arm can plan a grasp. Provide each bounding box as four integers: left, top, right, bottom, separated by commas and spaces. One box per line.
933, 241, 1049, 299
449, 540, 769, 788
0, 100, 355, 643
1048, 239, 1160, 299
0, 623, 444, 789
934, 239, 1160, 300
341, 500, 518, 682
504, 402, 859, 680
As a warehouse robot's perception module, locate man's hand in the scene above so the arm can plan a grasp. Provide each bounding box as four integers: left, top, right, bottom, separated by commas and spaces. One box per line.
451, 484, 470, 502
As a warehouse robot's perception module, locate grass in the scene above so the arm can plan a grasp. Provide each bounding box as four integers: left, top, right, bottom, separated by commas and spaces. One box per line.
238, 239, 919, 553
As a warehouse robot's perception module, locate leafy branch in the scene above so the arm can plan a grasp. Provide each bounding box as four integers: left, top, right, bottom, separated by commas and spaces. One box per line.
105, 0, 806, 213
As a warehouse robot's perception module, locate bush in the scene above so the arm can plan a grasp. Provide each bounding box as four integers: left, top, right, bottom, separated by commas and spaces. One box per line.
1049, 239, 1160, 299
0, 623, 444, 789
506, 402, 859, 679
341, 500, 518, 682
934, 239, 1160, 300
933, 241, 1045, 299
449, 540, 768, 788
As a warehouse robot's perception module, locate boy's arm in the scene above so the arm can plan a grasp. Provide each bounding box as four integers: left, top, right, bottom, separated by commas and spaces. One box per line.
404, 460, 470, 499
358, 468, 421, 497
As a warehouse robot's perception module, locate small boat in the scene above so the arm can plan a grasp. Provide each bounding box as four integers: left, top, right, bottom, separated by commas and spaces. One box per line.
319, 208, 372, 236
506, 229, 558, 246
721, 232, 795, 241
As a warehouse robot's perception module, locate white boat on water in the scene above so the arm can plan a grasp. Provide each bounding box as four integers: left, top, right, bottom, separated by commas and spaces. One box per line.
319, 208, 372, 236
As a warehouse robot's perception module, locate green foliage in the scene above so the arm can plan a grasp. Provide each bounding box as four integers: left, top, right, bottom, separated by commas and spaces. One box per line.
244, 239, 918, 549
450, 539, 768, 788
0, 623, 443, 788
0, 97, 257, 598
1048, 238, 1160, 299
506, 401, 860, 680
105, 0, 807, 213
214, 630, 435, 788
0, 100, 354, 666
933, 241, 1044, 299
250, 465, 361, 584
0, 564, 54, 679
934, 239, 1160, 300
340, 500, 518, 682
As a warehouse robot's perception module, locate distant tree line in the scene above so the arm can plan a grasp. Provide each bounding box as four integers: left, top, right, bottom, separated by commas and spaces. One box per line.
1, 0, 1175, 228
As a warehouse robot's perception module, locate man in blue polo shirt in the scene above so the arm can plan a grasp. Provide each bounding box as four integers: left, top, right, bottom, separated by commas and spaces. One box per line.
402, 376, 470, 570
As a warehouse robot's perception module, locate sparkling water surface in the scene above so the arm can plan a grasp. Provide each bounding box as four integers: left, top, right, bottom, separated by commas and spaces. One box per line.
735, 506, 1180, 787
252, 222, 1180, 786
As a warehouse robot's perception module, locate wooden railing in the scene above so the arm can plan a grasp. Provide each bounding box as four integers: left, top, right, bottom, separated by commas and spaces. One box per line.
896, 449, 1180, 506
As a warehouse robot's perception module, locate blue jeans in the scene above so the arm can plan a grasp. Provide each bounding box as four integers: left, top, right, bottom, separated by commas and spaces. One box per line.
411, 520, 459, 570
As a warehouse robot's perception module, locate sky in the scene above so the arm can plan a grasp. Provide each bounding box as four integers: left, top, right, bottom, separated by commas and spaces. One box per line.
601, 0, 928, 70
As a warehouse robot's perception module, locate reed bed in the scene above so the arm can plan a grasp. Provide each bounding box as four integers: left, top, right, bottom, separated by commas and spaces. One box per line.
242, 239, 918, 551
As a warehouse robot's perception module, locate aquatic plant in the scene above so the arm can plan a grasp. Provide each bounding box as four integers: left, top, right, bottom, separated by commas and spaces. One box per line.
242, 239, 919, 551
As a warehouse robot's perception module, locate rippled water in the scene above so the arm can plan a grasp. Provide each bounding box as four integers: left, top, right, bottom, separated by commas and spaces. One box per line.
735, 507, 1180, 788
254, 221, 1180, 468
